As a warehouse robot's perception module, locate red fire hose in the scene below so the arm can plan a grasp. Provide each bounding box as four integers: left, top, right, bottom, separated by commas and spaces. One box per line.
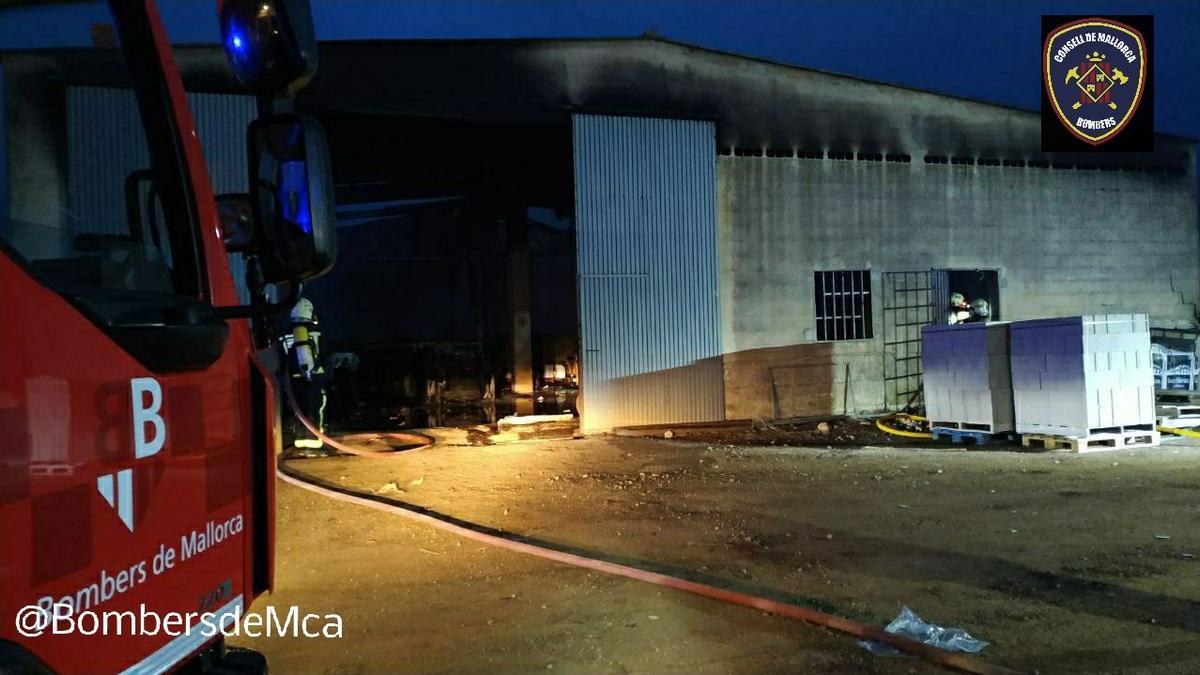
279, 379, 1019, 674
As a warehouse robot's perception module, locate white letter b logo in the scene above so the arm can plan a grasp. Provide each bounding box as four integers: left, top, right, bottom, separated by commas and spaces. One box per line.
131, 377, 165, 459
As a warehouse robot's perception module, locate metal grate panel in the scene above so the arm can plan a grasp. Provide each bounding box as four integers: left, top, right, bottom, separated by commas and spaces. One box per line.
882, 270, 934, 409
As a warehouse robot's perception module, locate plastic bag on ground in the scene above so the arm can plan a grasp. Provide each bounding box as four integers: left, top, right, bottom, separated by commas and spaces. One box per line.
858, 606, 989, 657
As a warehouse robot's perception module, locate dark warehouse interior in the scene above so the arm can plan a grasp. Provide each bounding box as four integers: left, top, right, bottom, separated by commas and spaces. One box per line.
307, 115, 579, 428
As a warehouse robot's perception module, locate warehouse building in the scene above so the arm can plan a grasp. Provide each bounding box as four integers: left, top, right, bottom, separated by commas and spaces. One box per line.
5, 37, 1196, 432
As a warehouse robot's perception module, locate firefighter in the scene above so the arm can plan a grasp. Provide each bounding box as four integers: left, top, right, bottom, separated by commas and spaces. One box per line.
947, 292, 971, 324
285, 296, 326, 450
965, 298, 991, 323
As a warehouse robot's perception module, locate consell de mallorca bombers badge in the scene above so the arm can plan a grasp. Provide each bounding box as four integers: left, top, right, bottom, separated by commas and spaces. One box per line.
1044, 18, 1146, 145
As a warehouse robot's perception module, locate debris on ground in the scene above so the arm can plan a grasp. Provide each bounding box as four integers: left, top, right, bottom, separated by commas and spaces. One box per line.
280, 445, 336, 460
858, 606, 989, 657
616, 417, 918, 447
497, 414, 578, 441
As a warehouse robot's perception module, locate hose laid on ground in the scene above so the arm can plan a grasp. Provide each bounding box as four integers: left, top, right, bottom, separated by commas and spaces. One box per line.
875, 412, 934, 439
278, 393, 1017, 674
880, 416, 1200, 443
282, 376, 417, 457
1157, 425, 1200, 439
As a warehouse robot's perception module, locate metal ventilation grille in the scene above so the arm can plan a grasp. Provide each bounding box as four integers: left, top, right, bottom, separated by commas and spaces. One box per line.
814, 270, 873, 341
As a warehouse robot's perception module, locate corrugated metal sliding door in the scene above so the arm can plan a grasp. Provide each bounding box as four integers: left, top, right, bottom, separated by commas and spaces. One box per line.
573, 114, 723, 431
67, 87, 256, 302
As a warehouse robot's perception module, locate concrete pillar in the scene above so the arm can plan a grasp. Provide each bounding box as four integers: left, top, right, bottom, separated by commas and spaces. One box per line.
508, 208, 534, 415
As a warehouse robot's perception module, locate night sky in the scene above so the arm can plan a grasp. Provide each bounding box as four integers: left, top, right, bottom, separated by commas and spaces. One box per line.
309, 0, 1200, 138
1, 1, 1197, 139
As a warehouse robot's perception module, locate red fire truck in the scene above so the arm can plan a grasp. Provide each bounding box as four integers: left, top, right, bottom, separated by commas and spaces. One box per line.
0, 1, 335, 671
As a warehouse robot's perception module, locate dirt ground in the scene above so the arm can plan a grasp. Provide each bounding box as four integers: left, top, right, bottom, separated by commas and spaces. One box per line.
235, 430, 1200, 674
614, 417, 919, 447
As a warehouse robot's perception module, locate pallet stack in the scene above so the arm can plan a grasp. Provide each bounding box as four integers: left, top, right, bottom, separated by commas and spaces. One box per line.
921, 322, 1014, 445
1010, 314, 1158, 452
1156, 389, 1200, 429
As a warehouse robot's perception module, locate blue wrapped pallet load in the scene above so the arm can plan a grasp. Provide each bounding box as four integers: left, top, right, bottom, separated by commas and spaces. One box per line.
1009, 314, 1159, 452
921, 322, 1014, 440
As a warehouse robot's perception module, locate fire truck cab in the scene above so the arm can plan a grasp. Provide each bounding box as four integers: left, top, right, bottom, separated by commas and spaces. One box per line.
0, 1, 334, 672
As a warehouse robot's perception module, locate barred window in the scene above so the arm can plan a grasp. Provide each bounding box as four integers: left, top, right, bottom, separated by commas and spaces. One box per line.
814, 270, 873, 341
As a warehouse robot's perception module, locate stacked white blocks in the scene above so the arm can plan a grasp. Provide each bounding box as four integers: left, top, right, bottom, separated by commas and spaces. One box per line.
1009, 314, 1153, 438
921, 322, 1014, 432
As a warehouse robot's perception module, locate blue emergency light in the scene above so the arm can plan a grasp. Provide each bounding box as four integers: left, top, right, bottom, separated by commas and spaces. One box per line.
219, 0, 317, 95
279, 160, 312, 234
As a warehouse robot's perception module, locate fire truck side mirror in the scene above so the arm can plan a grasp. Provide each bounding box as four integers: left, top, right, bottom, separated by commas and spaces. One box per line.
220, 0, 317, 96
247, 113, 337, 284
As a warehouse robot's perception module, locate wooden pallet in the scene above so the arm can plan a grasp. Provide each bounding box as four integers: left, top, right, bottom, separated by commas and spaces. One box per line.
1156, 390, 1200, 406
1021, 429, 1161, 453
929, 420, 1000, 433
1157, 415, 1200, 429
1157, 404, 1200, 419
1156, 392, 1200, 429
931, 427, 1014, 446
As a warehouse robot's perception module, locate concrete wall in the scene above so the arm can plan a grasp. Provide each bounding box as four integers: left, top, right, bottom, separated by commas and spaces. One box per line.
718, 155, 1199, 419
